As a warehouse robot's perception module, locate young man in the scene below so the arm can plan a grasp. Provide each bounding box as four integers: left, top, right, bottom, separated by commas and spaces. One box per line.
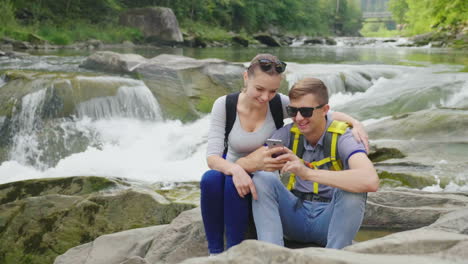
252, 77, 379, 249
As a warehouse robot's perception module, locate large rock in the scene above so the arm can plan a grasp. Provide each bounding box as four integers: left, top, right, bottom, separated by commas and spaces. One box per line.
363, 190, 468, 229
0, 176, 194, 264
119, 7, 183, 44
79, 52, 251, 121
253, 33, 281, 47
180, 240, 460, 264
345, 229, 468, 263
0, 70, 163, 167
134, 54, 246, 120
55, 190, 468, 264
55, 225, 166, 264
79, 51, 148, 73
55, 207, 206, 264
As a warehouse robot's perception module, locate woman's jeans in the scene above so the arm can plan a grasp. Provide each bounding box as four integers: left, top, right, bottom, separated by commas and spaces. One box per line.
200, 170, 251, 254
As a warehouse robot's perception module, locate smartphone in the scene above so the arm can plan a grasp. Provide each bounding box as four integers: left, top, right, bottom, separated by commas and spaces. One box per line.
266, 138, 285, 158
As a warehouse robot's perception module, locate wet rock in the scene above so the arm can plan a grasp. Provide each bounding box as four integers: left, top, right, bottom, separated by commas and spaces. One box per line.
55, 225, 166, 264
55, 189, 468, 264
253, 33, 281, 47
12, 40, 33, 50
119, 7, 183, 44
0, 176, 195, 264
184, 35, 207, 48
231, 35, 249, 47
325, 37, 337, 45
180, 239, 459, 264
80, 51, 148, 73
377, 170, 437, 189
363, 190, 468, 230
134, 54, 245, 120
345, 228, 468, 263
369, 147, 406, 163
304, 37, 324, 45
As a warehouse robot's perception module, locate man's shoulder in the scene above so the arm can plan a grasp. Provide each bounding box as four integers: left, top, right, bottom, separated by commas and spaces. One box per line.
271, 123, 294, 141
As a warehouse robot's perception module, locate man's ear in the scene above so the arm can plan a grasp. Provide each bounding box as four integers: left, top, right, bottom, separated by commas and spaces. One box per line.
322, 104, 330, 116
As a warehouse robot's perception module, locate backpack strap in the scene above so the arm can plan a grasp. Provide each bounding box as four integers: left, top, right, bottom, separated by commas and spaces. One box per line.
223, 92, 283, 158
223, 92, 240, 158
323, 120, 349, 171
269, 94, 284, 129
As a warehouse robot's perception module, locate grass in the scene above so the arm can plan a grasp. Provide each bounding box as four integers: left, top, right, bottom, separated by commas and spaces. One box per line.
181, 21, 255, 44
360, 21, 402, 38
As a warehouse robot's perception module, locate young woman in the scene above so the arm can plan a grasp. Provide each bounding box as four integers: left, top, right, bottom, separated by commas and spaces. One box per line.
200, 53, 368, 255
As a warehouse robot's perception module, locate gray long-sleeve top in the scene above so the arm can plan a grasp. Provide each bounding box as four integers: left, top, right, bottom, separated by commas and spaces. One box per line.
206, 93, 290, 163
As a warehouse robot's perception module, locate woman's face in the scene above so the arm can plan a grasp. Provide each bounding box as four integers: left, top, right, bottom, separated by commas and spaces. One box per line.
243, 69, 282, 106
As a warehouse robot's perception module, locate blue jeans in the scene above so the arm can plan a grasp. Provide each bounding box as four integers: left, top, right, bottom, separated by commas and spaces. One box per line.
252, 171, 367, 249
200, 170, 251, 254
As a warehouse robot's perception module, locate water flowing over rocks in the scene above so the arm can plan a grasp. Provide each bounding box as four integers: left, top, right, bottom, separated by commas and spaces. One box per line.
119, 7, 183, 44
0, 71, 163, 168
81, 51, 249, 120
0, 176, 195, 264
55, 188, 468, 264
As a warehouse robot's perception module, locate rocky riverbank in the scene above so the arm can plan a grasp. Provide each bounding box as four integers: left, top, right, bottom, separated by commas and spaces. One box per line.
0, 175, 466, 264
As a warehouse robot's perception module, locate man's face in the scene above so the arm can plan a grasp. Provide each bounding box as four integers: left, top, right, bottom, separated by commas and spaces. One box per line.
289, 94, 329, 135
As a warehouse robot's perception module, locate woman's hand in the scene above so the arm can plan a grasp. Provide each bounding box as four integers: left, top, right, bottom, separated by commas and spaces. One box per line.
350, 121, 369, 153
238, 146, 287, 172
229, 164, 258, 200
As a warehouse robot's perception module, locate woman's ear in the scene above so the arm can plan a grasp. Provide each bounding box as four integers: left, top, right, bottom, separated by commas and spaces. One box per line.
243, 71, 249, 87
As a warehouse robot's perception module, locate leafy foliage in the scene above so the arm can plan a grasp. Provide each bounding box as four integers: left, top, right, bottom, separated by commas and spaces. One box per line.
389, 0, 468, 35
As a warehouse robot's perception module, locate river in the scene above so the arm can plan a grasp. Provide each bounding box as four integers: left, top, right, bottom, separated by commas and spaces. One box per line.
0, 42, 467, 191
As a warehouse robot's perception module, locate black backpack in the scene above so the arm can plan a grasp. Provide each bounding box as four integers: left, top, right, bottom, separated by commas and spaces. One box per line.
223, 92, 284, 157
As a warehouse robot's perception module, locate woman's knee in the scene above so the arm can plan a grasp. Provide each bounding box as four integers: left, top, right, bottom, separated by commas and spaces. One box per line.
200, 170, 225, 191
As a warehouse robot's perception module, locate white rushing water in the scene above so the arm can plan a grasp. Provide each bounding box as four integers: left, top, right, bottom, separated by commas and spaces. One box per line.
0, 116, 210, 184
0, 63, 467, 192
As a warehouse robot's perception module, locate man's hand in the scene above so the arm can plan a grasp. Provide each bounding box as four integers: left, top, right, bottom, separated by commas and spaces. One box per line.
274, 148, 308, 177
229, 164, 258, 200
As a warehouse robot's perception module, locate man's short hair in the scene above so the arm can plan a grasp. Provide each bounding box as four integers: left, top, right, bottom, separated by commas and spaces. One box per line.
289, 77, 329, 105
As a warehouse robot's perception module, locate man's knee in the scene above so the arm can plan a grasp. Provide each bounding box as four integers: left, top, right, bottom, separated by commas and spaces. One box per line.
334, 189, 367, 209
252, 171, 281, 193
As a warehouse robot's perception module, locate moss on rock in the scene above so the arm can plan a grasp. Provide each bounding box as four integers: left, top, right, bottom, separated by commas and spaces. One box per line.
0, 176, 195, 264
0, 176, 116, 205
378, 170, 437, 189
369, 147, 406, 163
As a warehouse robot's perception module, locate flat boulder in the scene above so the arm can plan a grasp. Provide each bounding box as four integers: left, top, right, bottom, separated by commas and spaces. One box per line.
119, 7, 183, 44
253, 33, 281, 47
0, 176, 195, 264
80, 51, 148, 73
363, 190, 468, 229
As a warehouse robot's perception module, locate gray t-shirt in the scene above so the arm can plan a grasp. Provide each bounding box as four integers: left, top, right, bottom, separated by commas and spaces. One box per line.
206, 93, 290, 162
271, 117, 366, 198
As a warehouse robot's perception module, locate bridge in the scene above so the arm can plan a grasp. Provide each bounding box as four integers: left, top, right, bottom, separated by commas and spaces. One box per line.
362, 11, 392, 19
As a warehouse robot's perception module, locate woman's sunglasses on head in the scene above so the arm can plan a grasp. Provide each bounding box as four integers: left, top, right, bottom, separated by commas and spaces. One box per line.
249, 59, 287, 73
286, 105, 325, 118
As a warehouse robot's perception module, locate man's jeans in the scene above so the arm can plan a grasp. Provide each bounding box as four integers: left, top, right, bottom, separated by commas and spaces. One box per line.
252, 171, 367, 249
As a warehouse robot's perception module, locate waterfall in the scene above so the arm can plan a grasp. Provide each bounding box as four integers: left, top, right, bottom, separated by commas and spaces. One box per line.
9, 89, 47, 167
5, 76, 164, 170
76, 84, 163, 121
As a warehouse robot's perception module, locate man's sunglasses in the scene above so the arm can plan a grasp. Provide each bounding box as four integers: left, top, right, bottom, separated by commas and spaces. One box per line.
249, 59, 287, 73
286, 105, 325, 118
